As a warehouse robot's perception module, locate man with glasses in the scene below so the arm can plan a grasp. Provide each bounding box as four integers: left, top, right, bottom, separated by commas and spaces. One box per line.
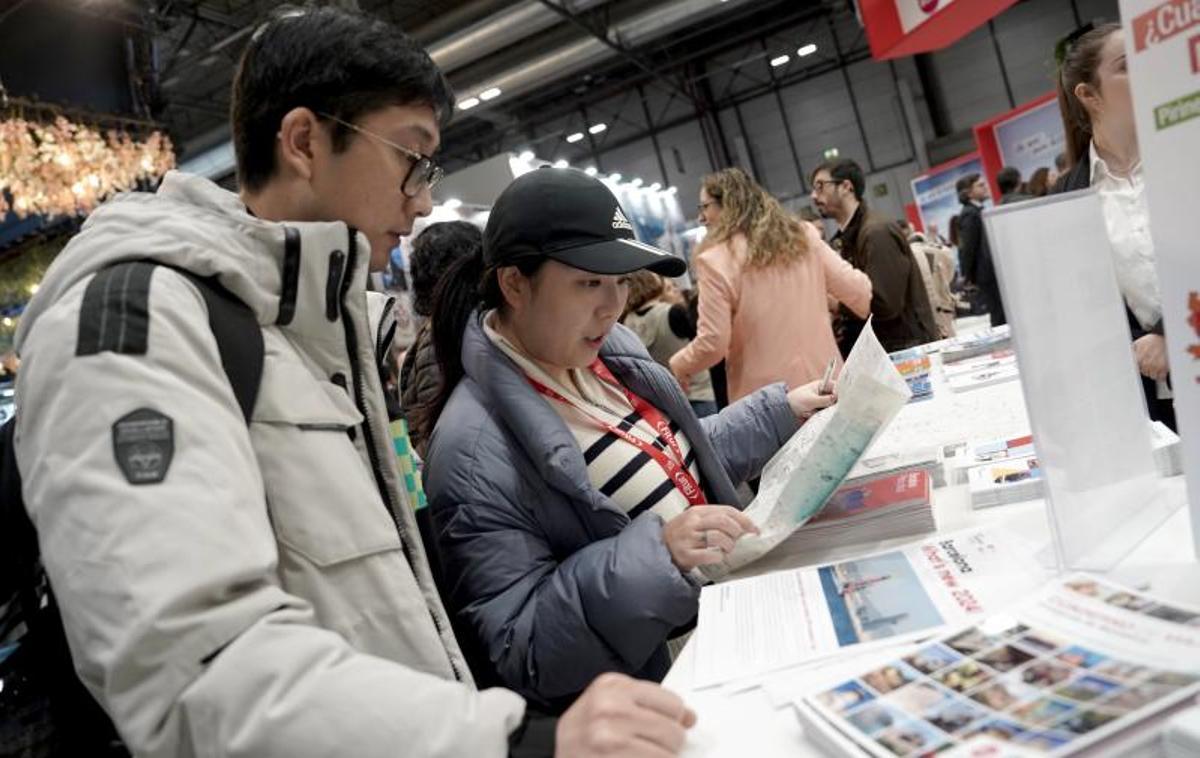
810, 159, 937, 355
12, 6, 696, 757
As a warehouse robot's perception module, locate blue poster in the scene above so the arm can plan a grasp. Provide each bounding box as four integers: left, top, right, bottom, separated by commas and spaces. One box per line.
993, 99, 1066, 183
911, 155, 986, 245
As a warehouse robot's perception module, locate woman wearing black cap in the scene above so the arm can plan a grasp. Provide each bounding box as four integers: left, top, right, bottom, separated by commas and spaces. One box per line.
411, 167, 833, 714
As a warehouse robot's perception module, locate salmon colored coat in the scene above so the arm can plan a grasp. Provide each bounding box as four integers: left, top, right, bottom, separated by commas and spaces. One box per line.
670, 224, 872, 402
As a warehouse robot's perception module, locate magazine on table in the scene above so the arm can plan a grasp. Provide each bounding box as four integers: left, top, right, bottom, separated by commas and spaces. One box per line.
691, 527, 1045, 689
800, 574, 1200, 756
939, 327, 1012, 365
945, 434, 1035, 485
941, 348, 1017, 379
765, 470, 936, 562
890, 349, 934, 403
967, 455, 1043, 509
706, 318, 911, 576
848, 446, 945, 489
947, 422, 1179, 487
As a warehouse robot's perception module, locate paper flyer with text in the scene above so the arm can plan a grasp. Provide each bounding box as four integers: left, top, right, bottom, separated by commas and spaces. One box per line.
692, 528, 1045, 689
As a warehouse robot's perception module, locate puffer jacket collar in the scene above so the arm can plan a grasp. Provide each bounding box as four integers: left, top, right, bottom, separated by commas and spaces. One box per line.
458, 312, 741, 511
16, 171, 370, 379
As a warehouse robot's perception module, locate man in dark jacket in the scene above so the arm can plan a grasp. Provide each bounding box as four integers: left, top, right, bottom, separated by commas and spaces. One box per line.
811, 159, 937, 355
997, 166, 1032, 205
956, 173, 1007, 327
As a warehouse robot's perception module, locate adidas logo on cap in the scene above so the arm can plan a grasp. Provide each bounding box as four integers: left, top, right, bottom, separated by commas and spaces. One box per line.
612, 207, 633, 231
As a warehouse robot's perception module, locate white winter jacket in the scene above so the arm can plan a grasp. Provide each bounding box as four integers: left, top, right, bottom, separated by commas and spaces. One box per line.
13, 172, 525, 757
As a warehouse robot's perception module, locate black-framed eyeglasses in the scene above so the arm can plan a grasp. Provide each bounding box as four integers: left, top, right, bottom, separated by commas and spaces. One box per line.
811, 178, 842, 192
318, 112, 444, 198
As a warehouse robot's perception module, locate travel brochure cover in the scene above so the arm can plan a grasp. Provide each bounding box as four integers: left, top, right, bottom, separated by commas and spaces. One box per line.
804, 575, 1200, 756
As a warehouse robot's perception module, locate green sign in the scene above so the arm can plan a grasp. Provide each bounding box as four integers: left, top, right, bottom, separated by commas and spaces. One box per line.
1154, 89, 1200, 131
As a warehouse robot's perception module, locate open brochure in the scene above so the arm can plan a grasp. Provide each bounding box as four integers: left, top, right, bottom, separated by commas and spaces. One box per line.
800, 574, 1200, 756
706, 318, 911, 576
691, 527, 1046, 689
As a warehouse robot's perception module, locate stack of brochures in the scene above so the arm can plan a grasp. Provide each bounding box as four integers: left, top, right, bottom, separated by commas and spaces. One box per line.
967, 455, 1042, 508
800, 574, 1200, 757
943, 349, 1020, 394
774, 470, 936, 558
938, 326, 1012, 365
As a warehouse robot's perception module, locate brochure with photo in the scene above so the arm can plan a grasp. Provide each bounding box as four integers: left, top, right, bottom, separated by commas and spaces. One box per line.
967, 455, 1043, 509
691, 528, 1044, 689
801, 575, 1200, 756
707, 318, 911, 576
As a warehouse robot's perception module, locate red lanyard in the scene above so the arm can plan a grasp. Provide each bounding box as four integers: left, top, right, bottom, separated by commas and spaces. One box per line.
525, 360, 706, 506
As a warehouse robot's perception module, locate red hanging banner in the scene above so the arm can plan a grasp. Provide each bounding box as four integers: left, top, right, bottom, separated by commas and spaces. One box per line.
857, 0, 1020, 60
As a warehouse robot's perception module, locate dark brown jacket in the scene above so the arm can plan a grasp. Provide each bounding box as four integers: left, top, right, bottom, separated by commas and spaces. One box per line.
833, 205, 937, 354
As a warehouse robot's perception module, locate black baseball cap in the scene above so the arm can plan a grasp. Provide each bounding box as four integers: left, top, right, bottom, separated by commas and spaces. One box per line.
483, 167, 686, 277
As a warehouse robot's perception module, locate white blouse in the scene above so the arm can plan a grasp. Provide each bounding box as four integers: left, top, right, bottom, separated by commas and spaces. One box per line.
1090, 143, 1171, 399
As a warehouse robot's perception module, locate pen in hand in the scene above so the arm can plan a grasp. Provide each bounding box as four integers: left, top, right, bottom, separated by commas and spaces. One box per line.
818, 359, 836, 395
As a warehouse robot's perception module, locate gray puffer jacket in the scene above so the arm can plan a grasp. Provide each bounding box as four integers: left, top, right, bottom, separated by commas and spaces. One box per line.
424, 312, 799, 712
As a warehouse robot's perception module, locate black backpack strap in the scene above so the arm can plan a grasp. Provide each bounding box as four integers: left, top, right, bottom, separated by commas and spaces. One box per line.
169, 268, 264, 423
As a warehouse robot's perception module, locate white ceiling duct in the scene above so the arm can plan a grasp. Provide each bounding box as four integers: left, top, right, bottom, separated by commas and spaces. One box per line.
430, 0, 611, 74
181, 0, 754, 179
452, 0, 757, 108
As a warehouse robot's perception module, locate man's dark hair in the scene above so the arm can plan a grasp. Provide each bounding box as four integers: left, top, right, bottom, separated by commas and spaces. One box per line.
956, 173, 981, 204
231, 6, 455, 191
409, 221, 482, 318
811, 159, 865, 201
996, 166, 1022, 195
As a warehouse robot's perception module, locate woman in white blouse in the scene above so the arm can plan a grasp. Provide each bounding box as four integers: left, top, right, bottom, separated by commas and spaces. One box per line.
1053, 22, 1175, 430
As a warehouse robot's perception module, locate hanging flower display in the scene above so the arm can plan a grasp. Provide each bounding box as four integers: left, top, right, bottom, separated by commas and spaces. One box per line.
0, 115, 175, 220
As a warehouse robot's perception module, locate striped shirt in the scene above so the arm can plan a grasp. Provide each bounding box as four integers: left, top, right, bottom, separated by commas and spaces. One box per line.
484, 314, 703, 521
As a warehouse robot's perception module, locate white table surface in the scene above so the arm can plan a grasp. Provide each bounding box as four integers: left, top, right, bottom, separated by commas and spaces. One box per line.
663, 346, 1200, 757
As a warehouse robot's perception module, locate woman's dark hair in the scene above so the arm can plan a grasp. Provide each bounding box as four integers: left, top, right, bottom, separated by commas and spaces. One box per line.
1026, 167, 1051, 197
948, 214, 961, 248
956, 173, 981, 205
409, 221, 482, 317
996, 167, 1022, 196
407, 250, 544, 444
1055, 22, 1122, 170
231, 5, 454, 191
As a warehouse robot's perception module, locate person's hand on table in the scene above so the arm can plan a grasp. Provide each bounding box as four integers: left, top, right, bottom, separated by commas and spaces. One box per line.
662, 505, 758, 571
557, 672, 697, 757
788, 379, 837, 421
1133, 334, 1169, 382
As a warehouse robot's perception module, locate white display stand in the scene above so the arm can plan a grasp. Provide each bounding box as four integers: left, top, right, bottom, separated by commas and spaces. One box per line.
1120, 0, 1200, 559
985, 191, 1182, 570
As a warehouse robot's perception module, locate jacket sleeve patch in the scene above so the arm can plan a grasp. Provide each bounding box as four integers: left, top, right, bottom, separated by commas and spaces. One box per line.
77, 261, 157, 357
112, 408, 174, 485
